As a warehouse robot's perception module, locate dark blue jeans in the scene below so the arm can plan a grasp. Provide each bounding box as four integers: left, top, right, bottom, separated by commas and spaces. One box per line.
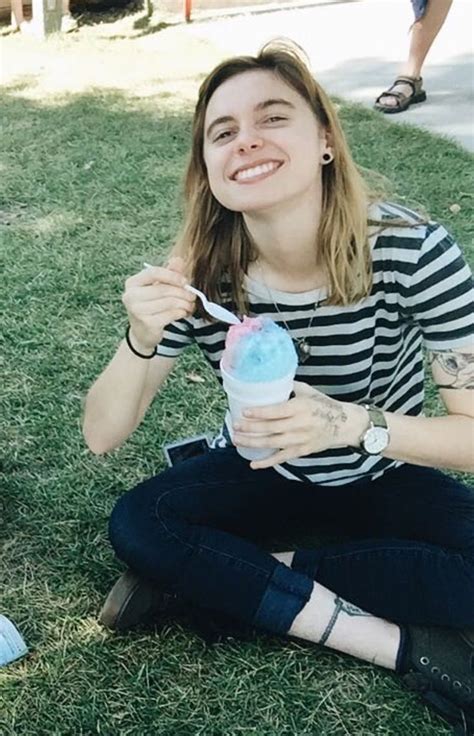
108, 448, 474, 634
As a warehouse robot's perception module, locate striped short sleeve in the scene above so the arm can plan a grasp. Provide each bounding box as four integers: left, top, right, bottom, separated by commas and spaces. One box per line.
403, 224, 474, 350
156, 318, 194, 357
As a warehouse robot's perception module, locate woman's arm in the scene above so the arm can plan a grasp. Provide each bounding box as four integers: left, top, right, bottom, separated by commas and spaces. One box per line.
376, 345, 474, 473
82, 257, 196, 455
83, 348, 176, 455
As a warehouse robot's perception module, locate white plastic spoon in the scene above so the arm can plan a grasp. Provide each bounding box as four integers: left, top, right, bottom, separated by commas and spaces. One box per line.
184, 284, 241, 325
143, 263, 241, 325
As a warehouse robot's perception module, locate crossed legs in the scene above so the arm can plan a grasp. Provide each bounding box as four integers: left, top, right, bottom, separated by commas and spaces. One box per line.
107, 449, 474, 666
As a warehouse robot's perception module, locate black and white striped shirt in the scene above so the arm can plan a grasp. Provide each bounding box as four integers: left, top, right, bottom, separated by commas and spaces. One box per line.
157, 203, 474, 486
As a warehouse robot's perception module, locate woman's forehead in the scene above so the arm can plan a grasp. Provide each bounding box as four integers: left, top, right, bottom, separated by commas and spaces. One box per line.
204, 69, 304, 123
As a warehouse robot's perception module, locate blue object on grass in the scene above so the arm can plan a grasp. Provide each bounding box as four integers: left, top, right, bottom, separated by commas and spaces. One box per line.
0, 615, 28, 666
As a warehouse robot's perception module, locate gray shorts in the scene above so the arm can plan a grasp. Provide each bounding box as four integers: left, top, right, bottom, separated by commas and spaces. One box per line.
411, 0, 428, 20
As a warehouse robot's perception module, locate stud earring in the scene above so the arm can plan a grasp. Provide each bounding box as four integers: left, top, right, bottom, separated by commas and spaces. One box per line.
322, 152, 333, 164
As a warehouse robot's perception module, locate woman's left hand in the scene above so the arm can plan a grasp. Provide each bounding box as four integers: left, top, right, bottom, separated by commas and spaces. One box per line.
232, 380, 367, 470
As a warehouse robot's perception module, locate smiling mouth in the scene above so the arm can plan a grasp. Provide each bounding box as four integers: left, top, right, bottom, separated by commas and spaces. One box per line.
232, 161, 282, 183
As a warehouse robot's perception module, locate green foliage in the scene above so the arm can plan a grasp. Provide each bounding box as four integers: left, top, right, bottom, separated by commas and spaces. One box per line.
1, 87, 472, 735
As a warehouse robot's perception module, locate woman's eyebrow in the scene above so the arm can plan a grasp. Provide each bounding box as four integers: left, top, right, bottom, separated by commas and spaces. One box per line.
205, 98, 295, 139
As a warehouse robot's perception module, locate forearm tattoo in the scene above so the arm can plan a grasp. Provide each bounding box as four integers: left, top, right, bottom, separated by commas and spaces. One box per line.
429, 350, 474, 389
310, 394, 348, 439
319, 596, 372, 646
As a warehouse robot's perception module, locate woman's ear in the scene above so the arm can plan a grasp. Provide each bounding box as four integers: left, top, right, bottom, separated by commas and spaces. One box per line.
322, 128, 334, 159
320, 129, 334, 165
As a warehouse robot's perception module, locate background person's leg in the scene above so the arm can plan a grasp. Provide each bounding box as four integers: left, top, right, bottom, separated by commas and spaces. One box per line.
404, 0, 453, 79
10, 0, 28, 30
376, 0, 453, 111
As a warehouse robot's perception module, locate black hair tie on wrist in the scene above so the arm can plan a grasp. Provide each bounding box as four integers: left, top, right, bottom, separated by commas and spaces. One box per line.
125, 325, 157, 359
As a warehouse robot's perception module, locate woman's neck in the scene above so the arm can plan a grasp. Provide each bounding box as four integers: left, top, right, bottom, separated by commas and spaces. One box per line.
243, 193, 325, 291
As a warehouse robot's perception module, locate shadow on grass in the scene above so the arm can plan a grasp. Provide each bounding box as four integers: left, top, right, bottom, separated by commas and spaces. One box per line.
59, 0, 367, 38
109, 0, 367, 40
71, 0, 141, 23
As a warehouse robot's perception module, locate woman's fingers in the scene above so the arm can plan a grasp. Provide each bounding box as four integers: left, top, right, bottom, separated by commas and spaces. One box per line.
250, 447, 305, 470
243, 403, 295, 421
147, 308, 191, 326
125, 283, 195, 305
233, 417, 296, 434
126, 265, 187, 290
123, 260, 194, 350
136, 296, 196, 316
233, 430, 305, 449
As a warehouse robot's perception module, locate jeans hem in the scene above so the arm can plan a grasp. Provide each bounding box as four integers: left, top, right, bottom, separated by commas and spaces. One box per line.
252, 564, 314, 635
291, 548, 323, 578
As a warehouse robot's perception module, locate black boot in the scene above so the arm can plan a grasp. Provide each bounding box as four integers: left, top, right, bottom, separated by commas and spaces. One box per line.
99, 570, 181, 630
99, 569, 259, 643
403, 626, 474, 735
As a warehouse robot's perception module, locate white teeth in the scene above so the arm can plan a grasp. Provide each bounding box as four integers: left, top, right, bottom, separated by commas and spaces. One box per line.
235, 161, 279, 181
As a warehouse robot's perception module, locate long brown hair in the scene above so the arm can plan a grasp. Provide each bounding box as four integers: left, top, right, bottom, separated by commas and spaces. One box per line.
173, 40, 378, 315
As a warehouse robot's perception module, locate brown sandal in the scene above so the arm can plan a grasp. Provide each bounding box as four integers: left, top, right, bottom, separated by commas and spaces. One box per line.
374, 75, 427, 114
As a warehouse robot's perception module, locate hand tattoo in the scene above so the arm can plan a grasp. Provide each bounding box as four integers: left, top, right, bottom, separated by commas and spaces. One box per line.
310, 394, 348, 439
429, 350, 474, 389
319, 596, 372, 646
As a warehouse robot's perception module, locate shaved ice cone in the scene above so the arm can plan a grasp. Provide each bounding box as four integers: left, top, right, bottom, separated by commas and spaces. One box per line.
220, 317, 298, 461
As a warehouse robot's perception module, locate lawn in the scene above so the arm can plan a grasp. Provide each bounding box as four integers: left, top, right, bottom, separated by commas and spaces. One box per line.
1, 12, 473, 736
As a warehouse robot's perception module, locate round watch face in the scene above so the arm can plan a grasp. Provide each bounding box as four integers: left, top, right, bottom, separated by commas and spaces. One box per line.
364, 427, 389, 454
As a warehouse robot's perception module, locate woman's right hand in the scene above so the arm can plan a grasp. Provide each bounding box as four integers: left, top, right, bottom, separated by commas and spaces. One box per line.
122, 256, 196, 353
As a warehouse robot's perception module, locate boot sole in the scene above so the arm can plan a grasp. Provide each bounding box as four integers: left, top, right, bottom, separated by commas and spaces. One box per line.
99, 571, 168, 631
421, 690, 473, 735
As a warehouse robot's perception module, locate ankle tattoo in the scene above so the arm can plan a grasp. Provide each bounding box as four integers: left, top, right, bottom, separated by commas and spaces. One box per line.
319, 596, 373, 646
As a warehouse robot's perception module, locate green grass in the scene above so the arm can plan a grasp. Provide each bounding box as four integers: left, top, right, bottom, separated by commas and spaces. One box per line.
1, 33, 474, 736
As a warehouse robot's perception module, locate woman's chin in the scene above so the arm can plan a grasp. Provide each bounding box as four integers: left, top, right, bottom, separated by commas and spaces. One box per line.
224, 195, 288, 216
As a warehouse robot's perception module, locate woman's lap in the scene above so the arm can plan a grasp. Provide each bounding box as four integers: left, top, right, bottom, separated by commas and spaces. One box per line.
337, 463, 474, 552
293, 465, 474, 625
108, 448, 474, 628
109, 448, 315, 631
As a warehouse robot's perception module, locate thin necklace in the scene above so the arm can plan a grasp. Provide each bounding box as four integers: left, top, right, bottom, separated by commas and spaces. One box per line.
256, 262, 323, 365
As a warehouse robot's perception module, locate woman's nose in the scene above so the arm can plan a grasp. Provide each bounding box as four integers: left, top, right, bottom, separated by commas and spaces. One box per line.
236, 129, 264, 153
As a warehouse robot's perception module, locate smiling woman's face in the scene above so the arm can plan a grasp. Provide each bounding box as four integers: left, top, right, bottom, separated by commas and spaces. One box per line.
202, 69, 330, 214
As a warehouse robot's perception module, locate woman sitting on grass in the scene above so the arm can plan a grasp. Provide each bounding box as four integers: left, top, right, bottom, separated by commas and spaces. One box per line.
83, 41, 474, 734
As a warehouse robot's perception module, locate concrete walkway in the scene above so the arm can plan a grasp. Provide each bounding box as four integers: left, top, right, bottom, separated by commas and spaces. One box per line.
183, 0, 474, 151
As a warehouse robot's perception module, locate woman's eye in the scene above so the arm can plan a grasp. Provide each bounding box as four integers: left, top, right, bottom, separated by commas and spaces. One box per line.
212, 117, 286, 143
214, 130, 233, 142
265, 116, 286, 123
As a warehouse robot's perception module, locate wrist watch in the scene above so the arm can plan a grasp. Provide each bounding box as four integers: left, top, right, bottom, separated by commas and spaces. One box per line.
359, 403, 390, 455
